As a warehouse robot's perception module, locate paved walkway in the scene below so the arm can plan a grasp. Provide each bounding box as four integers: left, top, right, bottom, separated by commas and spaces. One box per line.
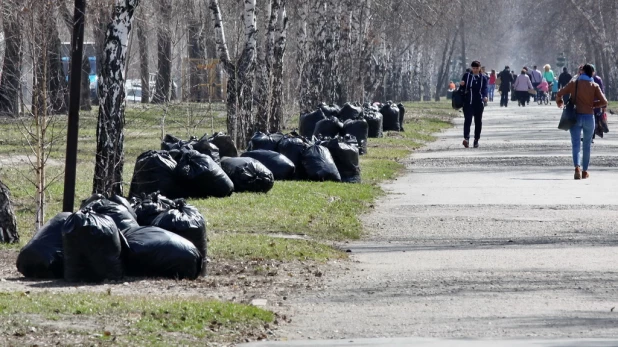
242, 103, 618, 346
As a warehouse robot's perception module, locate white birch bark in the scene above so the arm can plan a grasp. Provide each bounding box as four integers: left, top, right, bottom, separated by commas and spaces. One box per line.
269, 0, 287, 132
93, 0, 139, 196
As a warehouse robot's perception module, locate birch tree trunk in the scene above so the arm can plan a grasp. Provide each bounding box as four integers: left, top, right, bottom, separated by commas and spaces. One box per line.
0, 2, 22, 117
0, 181, 18, 244
208, 0, 257, 149
269, 1, 287, 133
93, 0, 139, 196
296, 2, 310, 113
152, 0, 173, 104
186, 0, 206, 102
135, 16, 150, 103
255, 0, 276, 132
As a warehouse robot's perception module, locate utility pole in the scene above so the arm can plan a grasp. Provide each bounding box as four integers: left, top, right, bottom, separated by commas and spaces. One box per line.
62, 0, 86, 212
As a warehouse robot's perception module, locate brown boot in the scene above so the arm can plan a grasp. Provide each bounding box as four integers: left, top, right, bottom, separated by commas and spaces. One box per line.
582, 171, 589, 179
462, 139, 469, 148
574, 167, 582, 180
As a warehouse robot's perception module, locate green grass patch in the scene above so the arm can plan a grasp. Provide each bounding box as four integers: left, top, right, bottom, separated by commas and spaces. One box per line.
0, 291, 273, 345
209, 233, 346, 261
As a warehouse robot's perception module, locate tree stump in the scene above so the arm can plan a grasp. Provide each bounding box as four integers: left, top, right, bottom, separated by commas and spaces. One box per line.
0, 181, 18, 243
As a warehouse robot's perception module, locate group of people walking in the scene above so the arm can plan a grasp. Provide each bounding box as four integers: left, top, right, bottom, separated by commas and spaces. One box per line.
458, 61, 609, 179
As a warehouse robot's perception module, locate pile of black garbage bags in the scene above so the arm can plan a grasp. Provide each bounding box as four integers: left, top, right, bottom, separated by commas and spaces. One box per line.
16, 192, 207, 282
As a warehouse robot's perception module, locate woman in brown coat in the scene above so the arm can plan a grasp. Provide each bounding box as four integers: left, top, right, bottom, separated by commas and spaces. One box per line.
556, 64, 608, 179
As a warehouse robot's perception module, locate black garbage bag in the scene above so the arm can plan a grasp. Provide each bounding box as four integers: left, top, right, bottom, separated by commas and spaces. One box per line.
175, 149, 234, 198
277, 133, 310, 179
193, 134, 221, 163
109, 195, 137, 220
16, 212, 71, 279
129, 150, 178, 198
241, 149, 295, 180
247, 131, 280, 152
380, 102, 401, 131
122, 226, 202, 279
338, 103, 363, 122
220, 157, 275, 193
161, 134, 197, 151
313, 116, 344, 138
209, 132, 238, 157
82, 199, 139, 232
131, 192, 175, 226
152, 199, 207, 276
324, 138, 361, 183
299, 109, 326, 138
343, 118, 369, 155
364, 108, 383, 138
319, 103, 341, 118
397, 103, 406, 131
302, 144, 341, 182
62, 209, 124, 282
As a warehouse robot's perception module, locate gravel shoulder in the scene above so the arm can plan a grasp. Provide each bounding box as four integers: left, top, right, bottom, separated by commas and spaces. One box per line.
275, 103, 618, 340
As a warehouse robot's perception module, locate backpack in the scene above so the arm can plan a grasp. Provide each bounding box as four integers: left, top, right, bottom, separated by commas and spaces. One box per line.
451, 86, 465, 110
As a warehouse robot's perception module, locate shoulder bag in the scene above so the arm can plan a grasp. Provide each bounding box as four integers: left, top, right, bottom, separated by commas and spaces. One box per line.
558, 81, 578, 131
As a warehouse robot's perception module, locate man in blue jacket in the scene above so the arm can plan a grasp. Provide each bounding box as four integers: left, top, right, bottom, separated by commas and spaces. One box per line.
459, 60, 488, 148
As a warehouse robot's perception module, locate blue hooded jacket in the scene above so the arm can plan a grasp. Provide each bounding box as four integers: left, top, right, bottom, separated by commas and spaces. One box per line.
461, 72, 488, 105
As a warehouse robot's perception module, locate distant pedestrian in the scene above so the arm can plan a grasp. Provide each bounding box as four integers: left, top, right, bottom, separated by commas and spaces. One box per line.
459, 60, 488, 148
591, 64, 605, 142
556, 64, 608, 180
558, 67, 572, 89
543, 64, 555, 91
498, 66, 513, 107
488, 69, 497, 102
513, 69, 533, 107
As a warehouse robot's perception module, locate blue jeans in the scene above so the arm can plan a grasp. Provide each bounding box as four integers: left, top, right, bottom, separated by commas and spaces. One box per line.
569, 114, 595, 171
488, 84, 495, 101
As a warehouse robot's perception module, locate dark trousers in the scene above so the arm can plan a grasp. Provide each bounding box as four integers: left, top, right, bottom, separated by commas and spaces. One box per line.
500, 92, 509, 106
517, 91, 529, 106
463, 102, 484, 140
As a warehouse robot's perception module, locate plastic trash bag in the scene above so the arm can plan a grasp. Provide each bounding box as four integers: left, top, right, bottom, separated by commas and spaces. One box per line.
380, 102, 401, 131
16, 212, 71, 279
122, 226, 202, 279
313, 116, 344, 138
62, 209, 124, 282
342, 118, 369, 155
175, 149, 234, 198
247, 131, 280, 152
364, 107, 384, 138
131, 192, 175, 226
276, 133, 311, 179
299, 109, 327, 138
338, 103, 363, 122
324, 137, 361, 183
209, 132, 238, 158
193, 134, 221, 163
302, 144, 341, 182
241, 149, 295, 180
220, 157, 275, 193
318, 103, 341, 118
129, 150, 178, 198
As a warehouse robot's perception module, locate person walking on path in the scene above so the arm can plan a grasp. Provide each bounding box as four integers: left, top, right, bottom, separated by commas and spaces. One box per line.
513, 69, 533, 107
529, 66, 543, 102
543, 65, 555, 89
498, 66, 513, 107
558, 67, 572, 89
459, 60, 488, 148
488, 70, 497, 102
556, 64, 608, 180
591, 65, 606, 142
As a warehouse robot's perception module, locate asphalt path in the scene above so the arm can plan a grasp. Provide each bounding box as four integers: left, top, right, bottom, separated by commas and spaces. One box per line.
242, 102, 618, 346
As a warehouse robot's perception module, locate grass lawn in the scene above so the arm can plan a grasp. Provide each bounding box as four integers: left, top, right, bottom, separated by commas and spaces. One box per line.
0, 291, 274, 346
